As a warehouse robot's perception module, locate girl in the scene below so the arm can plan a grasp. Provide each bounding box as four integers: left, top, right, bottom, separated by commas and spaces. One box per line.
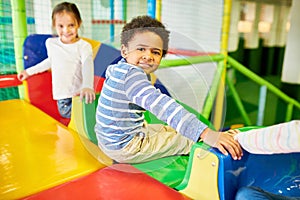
18, 2, 95, 118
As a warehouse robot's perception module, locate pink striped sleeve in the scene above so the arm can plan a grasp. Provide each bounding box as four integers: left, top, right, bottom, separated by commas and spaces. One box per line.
234, 120, 300, 154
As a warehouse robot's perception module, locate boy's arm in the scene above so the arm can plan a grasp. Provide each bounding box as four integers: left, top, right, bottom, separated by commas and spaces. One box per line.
125, 68, 243, 159
125, 69, 205, 142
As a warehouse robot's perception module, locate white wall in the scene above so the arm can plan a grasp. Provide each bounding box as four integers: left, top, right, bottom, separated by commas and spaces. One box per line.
162, 0, 223, 53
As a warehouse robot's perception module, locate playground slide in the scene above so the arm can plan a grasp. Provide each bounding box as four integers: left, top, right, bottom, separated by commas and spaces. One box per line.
0, 99, 104, 199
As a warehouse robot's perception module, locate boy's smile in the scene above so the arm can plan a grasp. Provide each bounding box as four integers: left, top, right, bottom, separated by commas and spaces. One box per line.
121, 31, 164, 74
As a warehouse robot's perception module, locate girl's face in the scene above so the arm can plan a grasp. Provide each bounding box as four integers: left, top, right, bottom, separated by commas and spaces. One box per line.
121, 31, 163, 74
53, 11, 80, 44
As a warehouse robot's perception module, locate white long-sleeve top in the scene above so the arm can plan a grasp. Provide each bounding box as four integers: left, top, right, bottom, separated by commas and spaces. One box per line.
26, 37, 94, 100
235, 120, 300, 154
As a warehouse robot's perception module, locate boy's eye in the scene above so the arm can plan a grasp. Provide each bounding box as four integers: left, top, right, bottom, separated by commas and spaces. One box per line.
153, 51, 161, 55
137, 47, 145, 51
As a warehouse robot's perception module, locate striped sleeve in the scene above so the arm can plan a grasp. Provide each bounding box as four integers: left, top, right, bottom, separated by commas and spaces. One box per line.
234, 120, 300, 154
124, 68, 207, 142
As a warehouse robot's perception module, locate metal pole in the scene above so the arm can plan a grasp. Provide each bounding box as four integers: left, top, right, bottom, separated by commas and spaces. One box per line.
257, 85, 267, 126
147, 0, 156, 18
11, 0, 27, 99
122, 0, 127, 21
110, 0, 114, 43
156, 0, 161, 21
212, 0, 232, 130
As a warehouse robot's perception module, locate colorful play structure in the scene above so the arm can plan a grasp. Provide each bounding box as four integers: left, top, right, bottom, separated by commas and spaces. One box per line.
1, 0, 300, 200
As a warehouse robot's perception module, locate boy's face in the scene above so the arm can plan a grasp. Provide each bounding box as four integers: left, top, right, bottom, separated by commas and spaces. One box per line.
121, 31, 163, 74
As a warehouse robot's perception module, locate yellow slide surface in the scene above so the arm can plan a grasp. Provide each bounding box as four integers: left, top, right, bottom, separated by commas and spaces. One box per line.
0, 99, 105, 199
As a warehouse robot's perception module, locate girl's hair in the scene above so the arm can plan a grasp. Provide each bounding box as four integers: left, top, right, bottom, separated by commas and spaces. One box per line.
121, 15, 170, 57
51, 2, 82, 27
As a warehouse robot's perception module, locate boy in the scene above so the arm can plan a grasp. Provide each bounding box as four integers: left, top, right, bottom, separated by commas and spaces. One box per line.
95, 15, 242, 163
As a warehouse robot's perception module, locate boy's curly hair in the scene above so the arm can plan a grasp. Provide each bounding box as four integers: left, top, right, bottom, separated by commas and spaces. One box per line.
121, 15, 170, 57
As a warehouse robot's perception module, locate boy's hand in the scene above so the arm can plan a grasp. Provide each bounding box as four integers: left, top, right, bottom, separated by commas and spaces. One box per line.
77, 88, 95, 104
200, 128, 243, 160
227, 129, 240, 136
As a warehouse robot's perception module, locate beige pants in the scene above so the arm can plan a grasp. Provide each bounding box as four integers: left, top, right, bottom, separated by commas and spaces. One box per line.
100, 122, 194, 164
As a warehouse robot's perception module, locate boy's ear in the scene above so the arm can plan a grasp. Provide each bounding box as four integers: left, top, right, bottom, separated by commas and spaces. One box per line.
121, 44, 128, 57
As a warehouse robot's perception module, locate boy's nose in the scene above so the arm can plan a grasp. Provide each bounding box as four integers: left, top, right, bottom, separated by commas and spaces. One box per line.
142, 55, 153, 61
142, 52, 153, 60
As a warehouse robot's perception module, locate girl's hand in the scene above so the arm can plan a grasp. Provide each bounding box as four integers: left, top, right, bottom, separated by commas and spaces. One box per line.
78, 88, 95, 104
200, 128, 243, 160
17, 70, 30, 81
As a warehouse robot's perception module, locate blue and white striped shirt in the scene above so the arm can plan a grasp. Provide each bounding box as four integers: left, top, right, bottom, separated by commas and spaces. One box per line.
95, 59, 208, 150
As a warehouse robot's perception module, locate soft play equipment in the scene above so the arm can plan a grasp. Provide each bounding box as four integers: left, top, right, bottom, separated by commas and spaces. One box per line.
22, 34, 121, 125
0, 99, 105, 199
22, 164, 192, 200
1, 34, 300, 200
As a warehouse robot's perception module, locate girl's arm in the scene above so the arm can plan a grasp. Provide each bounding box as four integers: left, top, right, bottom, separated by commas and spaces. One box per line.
79, 42, 95, 103
17, 58, 51, 81
234, 120, 300, 154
